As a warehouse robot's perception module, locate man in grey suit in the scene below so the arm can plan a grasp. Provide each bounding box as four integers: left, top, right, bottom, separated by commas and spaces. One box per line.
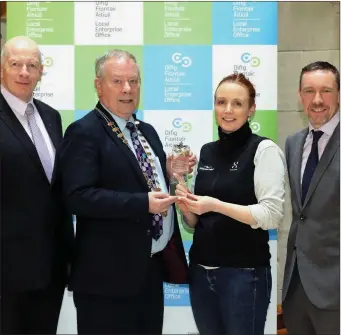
282, 61, 340, 335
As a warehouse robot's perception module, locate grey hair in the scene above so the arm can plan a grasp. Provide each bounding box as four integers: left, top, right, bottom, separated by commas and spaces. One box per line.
1, 48, 7, 62
1, 46, 43, 64
95, 49, 140, 78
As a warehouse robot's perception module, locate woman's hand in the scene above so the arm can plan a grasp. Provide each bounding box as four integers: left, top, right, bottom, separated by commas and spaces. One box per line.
180, 193, 220, 215
173, 173, 199, 228
174, 173, 192, 213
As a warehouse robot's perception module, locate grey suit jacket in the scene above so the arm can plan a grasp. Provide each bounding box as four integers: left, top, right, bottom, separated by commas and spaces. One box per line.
282, 123, 340, 310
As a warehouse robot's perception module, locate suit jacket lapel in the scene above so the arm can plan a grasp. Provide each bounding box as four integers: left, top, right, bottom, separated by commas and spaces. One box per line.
0, 93, 49, 181
292, 128, 309, 210
303, 123, 340, 208
94, 104, 149, 190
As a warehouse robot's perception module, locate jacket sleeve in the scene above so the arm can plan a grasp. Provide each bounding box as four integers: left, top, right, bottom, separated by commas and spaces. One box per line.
59, 122, 149, 220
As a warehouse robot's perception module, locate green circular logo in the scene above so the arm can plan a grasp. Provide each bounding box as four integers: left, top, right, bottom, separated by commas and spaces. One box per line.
251, 121, 261, 133
43, 57, 53, 67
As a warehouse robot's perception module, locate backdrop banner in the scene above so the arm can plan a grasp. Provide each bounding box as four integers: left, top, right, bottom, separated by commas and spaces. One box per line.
7, 2, 278, 334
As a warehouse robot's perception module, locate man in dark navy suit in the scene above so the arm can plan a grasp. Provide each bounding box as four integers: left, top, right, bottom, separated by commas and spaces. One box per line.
59, 49, 195, 334
0, 36, 73, 334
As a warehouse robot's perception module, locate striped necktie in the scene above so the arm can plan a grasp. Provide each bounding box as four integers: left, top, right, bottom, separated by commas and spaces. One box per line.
126, 121, 163, 240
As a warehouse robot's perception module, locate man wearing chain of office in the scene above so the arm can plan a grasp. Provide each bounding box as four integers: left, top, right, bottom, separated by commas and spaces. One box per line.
59, 49, 196, 334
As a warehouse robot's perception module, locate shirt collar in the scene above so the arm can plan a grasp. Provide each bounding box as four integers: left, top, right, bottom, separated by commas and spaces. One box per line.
1, 85, 34, 117
309, 110, 340, 136
100, 103, 135, 132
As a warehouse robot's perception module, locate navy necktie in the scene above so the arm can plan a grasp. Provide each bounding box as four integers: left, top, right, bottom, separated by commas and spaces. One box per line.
301, 130, 324, 204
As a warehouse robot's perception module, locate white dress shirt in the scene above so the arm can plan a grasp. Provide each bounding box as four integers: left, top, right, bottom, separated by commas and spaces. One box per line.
1, 85, 56, 164
102, 104, 174, 254
300, 111, 340, 184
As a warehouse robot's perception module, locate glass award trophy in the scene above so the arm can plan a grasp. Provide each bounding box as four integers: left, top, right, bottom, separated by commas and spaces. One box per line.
170, 142, 191, 196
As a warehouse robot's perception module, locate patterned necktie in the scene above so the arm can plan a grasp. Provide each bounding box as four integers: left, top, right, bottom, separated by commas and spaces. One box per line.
301, 130, 324, 204
25, 103, 53, 182
126, 121, 163, 240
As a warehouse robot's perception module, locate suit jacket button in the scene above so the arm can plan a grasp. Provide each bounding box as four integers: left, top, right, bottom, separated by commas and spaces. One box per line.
146, 229, 151, 236
300, 215, 305, 221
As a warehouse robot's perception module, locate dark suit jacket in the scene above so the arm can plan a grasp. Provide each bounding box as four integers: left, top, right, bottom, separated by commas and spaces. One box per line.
0, 93, 74, 292
282, 124, 340, 310
59, 103, 188, 297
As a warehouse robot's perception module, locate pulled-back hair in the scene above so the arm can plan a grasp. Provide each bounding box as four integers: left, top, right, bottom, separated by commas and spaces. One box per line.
214, 72, 256, 107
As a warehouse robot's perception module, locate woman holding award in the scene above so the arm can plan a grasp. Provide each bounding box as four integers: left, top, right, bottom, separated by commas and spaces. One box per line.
175, 73, 286, 335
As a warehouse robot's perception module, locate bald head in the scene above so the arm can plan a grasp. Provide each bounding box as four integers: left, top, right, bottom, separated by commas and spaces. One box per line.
1, 36, 43, 102
1, 36, 42, 64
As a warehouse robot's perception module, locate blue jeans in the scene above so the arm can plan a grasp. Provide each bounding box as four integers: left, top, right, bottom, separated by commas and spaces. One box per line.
189, 264, 271, 335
